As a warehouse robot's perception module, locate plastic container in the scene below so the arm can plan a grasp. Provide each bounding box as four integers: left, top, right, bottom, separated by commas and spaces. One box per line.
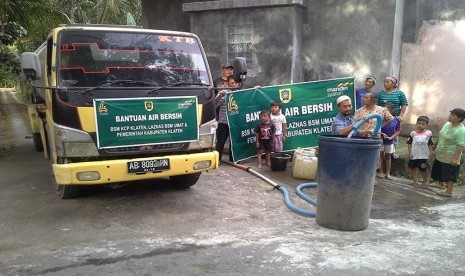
316, 135, 381, 231
270, 153, 291, 171
292, 147, 315, 161
292, 148, 318, 180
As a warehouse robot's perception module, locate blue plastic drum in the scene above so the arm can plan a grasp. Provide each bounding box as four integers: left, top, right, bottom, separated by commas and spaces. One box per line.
316, 135, 381, 231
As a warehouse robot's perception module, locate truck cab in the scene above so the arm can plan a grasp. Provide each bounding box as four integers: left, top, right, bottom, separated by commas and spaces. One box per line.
21, 24, 223, 198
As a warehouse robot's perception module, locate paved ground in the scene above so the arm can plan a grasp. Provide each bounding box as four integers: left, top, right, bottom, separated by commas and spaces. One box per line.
1, 88, 465, 275
231, 157, 465, 274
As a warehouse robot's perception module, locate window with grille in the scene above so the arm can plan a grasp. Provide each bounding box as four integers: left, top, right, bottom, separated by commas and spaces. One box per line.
226, 24, 253, 73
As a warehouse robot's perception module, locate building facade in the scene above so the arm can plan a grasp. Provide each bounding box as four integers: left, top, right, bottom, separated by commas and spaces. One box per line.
142, 0, 465, 128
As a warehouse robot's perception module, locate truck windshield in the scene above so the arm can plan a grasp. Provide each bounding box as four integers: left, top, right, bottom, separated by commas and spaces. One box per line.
58, 30, 210, 88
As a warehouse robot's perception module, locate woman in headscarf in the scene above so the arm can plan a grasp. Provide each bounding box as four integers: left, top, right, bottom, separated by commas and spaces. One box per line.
377, 76, 408, 122
377, 76, 409, 158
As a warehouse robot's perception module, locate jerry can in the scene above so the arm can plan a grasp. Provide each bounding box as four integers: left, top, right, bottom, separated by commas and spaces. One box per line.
292, 148, 318, 180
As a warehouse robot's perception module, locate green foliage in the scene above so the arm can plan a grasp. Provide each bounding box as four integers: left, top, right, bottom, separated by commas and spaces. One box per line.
0, 22, 27, 45
90, 0, 141, 25
0, 20, 26, 86
0, 45, 21, 86
54, 0, 141, 25
0, 0, 61, 86
1, 0, 142, 88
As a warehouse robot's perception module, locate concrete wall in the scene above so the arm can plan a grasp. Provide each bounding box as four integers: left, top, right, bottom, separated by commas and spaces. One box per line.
141, 0, 201, 31
141, 0, 397, 88
399, 0, 465, 130
400, 20, 465, 130
141, 0, 465, 130
302, 0, 396, 83
187, 4, 303, 87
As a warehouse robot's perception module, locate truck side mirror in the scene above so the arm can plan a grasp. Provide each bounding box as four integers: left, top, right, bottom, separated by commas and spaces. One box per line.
232, 57, 247, 83
21, 52, 42, 81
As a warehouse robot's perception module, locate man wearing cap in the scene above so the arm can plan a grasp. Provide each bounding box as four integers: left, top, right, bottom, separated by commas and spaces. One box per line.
431, 108, 465, 197
332, 95, 373, 137
213, 63, 233, 91
355, 76, 376, 109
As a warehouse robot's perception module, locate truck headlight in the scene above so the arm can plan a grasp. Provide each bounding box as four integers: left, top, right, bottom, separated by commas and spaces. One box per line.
199, 119, 218, 134
54, 123, 98, 157
54, 123, 94, 143
187, 134, 215, 150
199, 134, 214, 147
64, 142, 99, 157
188, 119, 217, 150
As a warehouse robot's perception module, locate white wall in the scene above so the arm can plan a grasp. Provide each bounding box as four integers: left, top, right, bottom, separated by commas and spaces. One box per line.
400, 20, 465, 130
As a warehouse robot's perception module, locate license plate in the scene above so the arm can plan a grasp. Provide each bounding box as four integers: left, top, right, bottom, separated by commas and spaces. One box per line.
127, 158, 170, 173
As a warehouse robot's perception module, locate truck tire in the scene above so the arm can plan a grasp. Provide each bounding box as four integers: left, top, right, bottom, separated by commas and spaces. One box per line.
55, 182, 81, 199
49, 150, 80, 199
51, 167, 81, 199
32, 133, 44, 152
169, 172, 201, 188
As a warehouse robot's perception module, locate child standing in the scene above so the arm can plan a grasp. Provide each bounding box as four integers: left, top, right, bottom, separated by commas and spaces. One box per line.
270, 101, 287, 152
254, 110, 276, 168
379, 103, 401, 180
407, 116, 433, 188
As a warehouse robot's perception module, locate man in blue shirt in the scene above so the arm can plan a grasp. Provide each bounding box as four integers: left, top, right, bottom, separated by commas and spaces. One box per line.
332, 95, 372, 137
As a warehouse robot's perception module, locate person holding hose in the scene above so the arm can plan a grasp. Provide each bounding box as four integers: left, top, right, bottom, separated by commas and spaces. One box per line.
355, 92, 394, 179
354, 92, 393, 138
331, 95, 373, 137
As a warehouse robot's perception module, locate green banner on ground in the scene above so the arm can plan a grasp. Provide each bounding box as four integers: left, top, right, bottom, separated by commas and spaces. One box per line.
226, 77, 355, 162
94, 97, 198, 148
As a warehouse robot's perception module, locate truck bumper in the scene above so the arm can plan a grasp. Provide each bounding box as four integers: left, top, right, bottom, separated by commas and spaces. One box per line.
53, 151, 219, 185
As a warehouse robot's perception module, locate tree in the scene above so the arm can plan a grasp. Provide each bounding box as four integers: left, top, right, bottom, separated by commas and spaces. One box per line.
0, 0, 64, 85
54, 0, 141, 25
92, 0, 141, 24
0, 0, 63, 42
0, 0, 142, 87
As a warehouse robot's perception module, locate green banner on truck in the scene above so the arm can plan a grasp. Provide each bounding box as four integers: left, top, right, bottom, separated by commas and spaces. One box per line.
94, 97, 198, 148
226, 77, 355, 162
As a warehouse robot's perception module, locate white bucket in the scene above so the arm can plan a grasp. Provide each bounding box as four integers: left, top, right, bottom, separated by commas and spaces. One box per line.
292, 148, 318, 180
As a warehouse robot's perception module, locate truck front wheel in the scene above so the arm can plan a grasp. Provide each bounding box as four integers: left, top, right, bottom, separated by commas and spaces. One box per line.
55, 183, 81, 199
51, 169, 80, 199
169, 172, 201, 188
50, 157, 80, 199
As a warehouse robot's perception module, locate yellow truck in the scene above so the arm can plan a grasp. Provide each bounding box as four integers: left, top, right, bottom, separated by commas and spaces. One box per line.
21, 24, 245, 199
